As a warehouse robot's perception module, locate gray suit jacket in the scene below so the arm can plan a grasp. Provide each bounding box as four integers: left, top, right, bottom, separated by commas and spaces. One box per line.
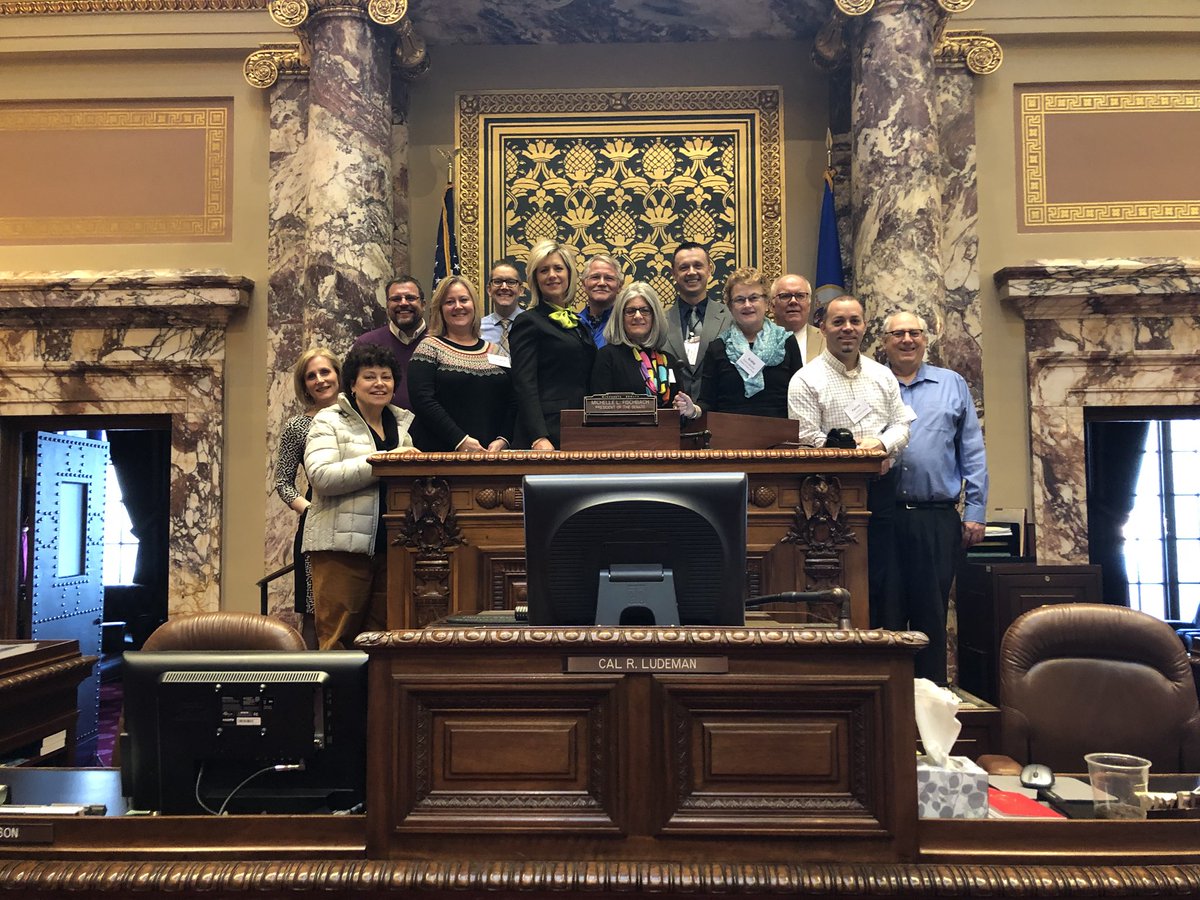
663, 296, 732, 398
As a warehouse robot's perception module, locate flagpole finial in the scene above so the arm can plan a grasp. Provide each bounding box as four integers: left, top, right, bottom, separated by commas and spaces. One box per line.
436, 146, 461, 185
825, 128, 833, 170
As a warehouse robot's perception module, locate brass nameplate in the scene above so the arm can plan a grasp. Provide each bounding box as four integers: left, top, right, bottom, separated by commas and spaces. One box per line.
0, 822, 54, 843
582, 393, 658, 425
566, 656, 728, 673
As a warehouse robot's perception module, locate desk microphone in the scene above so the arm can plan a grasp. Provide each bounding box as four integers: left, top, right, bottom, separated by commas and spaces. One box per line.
744, 587, 852, 629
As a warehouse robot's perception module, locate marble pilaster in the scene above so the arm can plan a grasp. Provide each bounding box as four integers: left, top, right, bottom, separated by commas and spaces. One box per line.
850, 0, 947, 346
264, 74, 312, 621
391, 79, 411, 275
936, 65, 982, 413
997, 258, 1200, 566
0, 270, 250, 617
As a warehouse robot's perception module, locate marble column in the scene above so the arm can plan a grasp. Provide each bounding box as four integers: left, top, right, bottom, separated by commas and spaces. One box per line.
850, 0, 947, 339
301, 7, 395, 347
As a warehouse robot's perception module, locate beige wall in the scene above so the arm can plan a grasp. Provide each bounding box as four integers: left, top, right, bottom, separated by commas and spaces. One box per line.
962, 1, 1200, 515
2, 5, 1198, 606
0, 12, 277, 611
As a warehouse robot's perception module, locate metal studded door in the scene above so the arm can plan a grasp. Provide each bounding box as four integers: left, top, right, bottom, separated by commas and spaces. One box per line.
27, 432, 106, 762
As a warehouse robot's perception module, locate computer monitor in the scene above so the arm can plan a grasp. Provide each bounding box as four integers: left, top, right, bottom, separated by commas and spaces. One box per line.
121, 650, 367, 815
523, 472, 747, 627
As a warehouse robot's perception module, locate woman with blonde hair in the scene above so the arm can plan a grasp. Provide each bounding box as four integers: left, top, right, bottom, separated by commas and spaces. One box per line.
273, 347, 341, 643
509, 239, 595, 449
680, 266, 802, 419
408, 275, 516, 452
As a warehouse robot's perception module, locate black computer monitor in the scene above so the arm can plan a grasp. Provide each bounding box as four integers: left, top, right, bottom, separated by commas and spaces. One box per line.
120, 650, 367, 815
523, 472, 747, 627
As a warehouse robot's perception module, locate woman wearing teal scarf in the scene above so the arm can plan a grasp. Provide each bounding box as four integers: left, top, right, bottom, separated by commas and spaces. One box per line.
687, 267, 803, 419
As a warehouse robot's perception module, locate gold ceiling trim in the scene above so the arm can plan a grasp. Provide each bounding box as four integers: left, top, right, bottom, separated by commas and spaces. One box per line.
1, 0, 262, 14
935, 30, 1003, 75
244, 41, 307, 88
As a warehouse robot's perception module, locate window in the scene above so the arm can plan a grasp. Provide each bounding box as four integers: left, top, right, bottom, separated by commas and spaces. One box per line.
103, 461, 140, 585
1124, 420, 1200, 621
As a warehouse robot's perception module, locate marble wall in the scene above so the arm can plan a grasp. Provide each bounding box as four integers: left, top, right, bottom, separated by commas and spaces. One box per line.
0, 270, 250, 616
997, 258, 1200, 565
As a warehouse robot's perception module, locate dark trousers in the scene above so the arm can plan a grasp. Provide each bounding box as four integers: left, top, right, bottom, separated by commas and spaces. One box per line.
889, 505, 962, 684
866, 470, 897, 630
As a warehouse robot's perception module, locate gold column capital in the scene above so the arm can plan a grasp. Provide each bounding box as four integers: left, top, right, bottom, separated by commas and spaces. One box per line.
935, 29, 1003, 75
365, 0, 404, 25
244, 42, 308, 88
834, 0, 874, 15
267, 0, 307, 26
937, 0, 974, 12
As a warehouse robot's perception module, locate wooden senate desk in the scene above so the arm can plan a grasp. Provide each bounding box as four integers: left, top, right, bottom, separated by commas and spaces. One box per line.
0, 639, 95, 766
371, 447, 886, 630
4, 627, 1200, 898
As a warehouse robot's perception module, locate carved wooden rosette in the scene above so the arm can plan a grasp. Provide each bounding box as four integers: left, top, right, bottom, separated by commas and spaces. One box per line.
397, 476, 463, 626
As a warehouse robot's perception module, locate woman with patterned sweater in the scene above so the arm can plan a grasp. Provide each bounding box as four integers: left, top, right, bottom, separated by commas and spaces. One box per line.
408, 275, 516, 452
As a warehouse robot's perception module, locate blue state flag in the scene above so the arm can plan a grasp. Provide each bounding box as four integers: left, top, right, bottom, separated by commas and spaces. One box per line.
433, 183, 460, 287
814, 168, 845, 311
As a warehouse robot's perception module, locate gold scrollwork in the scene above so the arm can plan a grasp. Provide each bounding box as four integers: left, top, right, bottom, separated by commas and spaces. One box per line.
934, 30, 1003, 75
0, 0, 263, 13
366, 0, 404, 25
937, 0, 975, 11
834, 0, 874, 15
268, 0, 306, 27
243, 43, 307, 88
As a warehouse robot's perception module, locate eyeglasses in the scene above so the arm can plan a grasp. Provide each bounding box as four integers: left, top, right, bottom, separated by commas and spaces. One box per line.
885, 329, 925, 339
389, 293, 422, 303
489, 277, 520, 287
730, 293, 765, 306
623, 306, 652, 319
773, 291, 810, 302
585, 273, 619, 284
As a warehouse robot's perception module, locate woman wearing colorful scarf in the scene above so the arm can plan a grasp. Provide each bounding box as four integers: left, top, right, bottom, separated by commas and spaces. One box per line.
510, 239, 596, 449
679, 266, 803, 419
590, 282, 691, 412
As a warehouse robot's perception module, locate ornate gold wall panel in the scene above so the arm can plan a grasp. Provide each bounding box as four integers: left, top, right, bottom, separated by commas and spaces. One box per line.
1018, 86, 1200, 232
0, 101, 232, 244
456, 88, 783, 310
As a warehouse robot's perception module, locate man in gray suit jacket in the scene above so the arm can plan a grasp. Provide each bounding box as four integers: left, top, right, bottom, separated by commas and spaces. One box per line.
662, 241, 732, 398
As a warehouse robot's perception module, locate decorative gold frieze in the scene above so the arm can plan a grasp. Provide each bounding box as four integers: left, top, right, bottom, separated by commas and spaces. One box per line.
834, 0, 873, 15
0, 0, 261, 14
935, 30, 1003, 75
243, 42, 307, 88
267, 0, 305, 26
365, 0, 403, 25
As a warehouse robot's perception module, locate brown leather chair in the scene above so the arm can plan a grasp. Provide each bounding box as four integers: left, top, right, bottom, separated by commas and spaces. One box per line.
985, 603, 1200, 773
141, 612, 306, 652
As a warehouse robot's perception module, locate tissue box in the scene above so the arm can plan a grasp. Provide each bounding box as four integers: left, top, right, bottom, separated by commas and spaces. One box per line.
916, 755, 989, 819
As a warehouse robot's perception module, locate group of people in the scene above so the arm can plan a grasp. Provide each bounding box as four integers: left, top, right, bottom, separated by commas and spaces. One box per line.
273, 238, 988, 683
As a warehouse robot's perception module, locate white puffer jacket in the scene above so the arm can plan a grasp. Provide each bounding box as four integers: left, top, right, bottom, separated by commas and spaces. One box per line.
302, 394, 415, 556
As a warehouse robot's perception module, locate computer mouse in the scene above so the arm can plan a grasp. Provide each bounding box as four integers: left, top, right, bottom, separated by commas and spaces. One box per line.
1020, 762, 1055, 790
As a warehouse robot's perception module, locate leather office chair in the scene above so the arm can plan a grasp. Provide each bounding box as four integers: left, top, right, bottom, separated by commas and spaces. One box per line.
141, 611, 306, 652
980, 603, 1200, 774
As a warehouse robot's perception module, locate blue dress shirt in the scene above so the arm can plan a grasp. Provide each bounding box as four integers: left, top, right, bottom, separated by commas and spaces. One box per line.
579, 306, 612, 349
894, 363, 988, 524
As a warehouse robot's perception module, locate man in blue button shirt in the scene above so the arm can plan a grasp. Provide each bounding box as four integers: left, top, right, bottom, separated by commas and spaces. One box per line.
883, 311, 988, 684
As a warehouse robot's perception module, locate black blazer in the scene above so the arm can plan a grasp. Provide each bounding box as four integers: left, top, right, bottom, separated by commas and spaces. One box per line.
697, 333, 803, 418
509, 304, 596, 448
590, 343, 681, 408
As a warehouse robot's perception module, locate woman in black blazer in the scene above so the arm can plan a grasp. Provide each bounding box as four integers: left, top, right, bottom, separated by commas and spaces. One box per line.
591, 282, 694, 416
509, 239, 595, 449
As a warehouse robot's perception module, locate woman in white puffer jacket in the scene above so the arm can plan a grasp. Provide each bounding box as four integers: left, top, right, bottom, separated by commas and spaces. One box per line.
304, 343, 416, 649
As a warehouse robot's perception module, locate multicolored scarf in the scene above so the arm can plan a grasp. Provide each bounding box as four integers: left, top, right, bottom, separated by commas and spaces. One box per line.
547, 305, 580, 329
721, 320, 789, 398
635, 346, 671, 404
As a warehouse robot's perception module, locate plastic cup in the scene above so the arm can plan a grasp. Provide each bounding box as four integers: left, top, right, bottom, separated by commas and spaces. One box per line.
1084, 752, 1151, 820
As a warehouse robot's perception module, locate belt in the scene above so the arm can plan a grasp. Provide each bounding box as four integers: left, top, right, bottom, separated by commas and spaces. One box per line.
898, 500, 958, 510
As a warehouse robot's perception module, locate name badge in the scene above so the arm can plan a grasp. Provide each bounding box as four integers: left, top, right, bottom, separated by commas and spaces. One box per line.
736, 350, 764, 377
487, 353, 511, 368
684, 336, 700, 367
845, 398, 871, 424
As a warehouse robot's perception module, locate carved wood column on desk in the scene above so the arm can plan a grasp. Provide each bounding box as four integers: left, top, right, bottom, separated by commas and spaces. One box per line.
370, 448, 886, 630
